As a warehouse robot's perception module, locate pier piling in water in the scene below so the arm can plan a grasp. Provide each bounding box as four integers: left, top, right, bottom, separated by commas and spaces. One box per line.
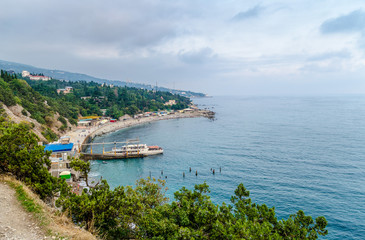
196, 170, 198, 176
213, 169, 215, 175
183, 172, 185, 178
161, 170, 163, 175
189, 167, 191, 172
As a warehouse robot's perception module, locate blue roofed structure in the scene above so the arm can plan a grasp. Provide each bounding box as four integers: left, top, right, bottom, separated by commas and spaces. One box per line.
44, 143, 74, 152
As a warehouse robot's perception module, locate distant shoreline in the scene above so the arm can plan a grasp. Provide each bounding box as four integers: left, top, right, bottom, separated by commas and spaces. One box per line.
92, 110, 213, 138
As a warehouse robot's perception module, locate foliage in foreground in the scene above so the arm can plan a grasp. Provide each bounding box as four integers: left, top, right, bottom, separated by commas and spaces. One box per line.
69, 158, 91, 186
0, 119, 328, 239
0, 120, 69, 200
57, 179, 327, 240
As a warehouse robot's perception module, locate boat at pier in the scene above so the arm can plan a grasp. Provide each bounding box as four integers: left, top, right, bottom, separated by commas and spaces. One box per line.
81, 138, 163, 160
110, 144, 163, 156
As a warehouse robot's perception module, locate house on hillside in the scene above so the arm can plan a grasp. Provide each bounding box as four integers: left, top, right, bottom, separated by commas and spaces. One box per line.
22, 70, 30, 77
164, 100, 176, 106
29, 75, 51, 81
22, 70, 51, 81
57, 86, 73, 94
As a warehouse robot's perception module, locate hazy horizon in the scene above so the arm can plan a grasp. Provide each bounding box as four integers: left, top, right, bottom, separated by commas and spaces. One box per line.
1, 1, 365, 96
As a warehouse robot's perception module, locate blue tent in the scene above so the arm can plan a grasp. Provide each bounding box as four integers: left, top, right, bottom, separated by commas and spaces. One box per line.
44, 143, 74, 152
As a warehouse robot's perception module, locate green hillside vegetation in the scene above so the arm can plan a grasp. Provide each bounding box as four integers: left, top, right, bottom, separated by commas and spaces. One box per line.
0, 114, 328, 239
0, 70, 191, 141
26, 78, 190, 119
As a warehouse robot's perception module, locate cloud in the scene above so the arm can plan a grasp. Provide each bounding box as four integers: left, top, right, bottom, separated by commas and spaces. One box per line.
1, 0, 365, 96
299, 58, 348, 73
320, 10, 365, 34
307, 50, 351, 61
232, 5, 265, 21
0, 0, 182, 55
178, 48, 216, 64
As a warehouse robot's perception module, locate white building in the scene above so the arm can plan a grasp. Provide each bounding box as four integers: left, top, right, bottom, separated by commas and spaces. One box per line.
29, 75, 51, 81
22, 70, 30, 77
22, 70, 50, 81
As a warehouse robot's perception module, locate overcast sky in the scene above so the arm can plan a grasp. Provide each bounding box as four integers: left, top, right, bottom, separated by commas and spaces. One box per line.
1, 0, 365, 96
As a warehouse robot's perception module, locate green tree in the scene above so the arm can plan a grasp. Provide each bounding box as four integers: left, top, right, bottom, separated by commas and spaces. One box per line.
0, 78, 16, 106
70, 158, 91, 186
57, 177, 168, 239
0, 121, 69, 200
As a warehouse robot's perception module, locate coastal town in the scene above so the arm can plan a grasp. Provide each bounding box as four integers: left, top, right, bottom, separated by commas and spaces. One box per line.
44, 107, 214, 194
0, 68, 215, 195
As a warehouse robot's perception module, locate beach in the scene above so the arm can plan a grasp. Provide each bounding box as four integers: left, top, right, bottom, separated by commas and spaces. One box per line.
65, 109, 214, 153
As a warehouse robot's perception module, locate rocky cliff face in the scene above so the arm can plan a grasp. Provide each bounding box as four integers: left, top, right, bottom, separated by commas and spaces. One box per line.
1, 103, 74, 143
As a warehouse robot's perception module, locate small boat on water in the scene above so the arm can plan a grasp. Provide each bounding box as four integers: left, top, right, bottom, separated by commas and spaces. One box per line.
82, 138, 163, 160
110, 144, 163, 156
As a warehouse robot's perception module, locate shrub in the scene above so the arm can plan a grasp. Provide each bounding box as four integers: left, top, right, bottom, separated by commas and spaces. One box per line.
42, 127, 58, 142
58, 116, 67, 126
0, 121, 69, 199
21, 109, 28, 116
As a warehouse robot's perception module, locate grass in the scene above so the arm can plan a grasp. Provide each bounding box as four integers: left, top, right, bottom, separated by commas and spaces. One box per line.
14, 184, 41, 213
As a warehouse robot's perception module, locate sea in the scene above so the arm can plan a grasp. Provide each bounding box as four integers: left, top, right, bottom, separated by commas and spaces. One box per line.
88, 96, 365, 239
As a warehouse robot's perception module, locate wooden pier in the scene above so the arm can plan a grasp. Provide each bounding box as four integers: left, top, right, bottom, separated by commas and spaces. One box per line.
81, 152, 145, 161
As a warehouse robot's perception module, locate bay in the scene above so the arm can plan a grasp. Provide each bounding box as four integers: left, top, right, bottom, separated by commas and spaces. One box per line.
88, 95, 365, 239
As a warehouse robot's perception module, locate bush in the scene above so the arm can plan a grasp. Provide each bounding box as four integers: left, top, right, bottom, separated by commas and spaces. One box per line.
59, 125, 67, 132
0, 121, 69, 199
69, 118, 77, 126
0, 79, 16, 106
45, 116, 54, 126
32, 113, 46, 125
21, 109, 28, 116
58, 116, 67, 126
42, 127, 58, 142
57, 179, 328, 240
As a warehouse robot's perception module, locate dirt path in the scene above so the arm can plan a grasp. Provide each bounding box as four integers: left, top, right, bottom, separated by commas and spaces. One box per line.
0, 182, 46, 240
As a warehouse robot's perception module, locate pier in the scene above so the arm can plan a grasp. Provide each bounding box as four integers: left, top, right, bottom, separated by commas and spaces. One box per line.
79, 139, 147, 160
82, 152, 145, 160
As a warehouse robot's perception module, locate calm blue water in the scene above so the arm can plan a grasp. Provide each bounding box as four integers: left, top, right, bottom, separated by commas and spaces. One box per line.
88, 96, 365, 239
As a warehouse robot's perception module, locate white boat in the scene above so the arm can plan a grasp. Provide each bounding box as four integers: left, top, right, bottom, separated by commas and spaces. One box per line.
110, 144, 163, 156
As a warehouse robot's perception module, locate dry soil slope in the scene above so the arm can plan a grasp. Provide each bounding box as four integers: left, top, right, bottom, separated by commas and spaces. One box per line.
0, 182, 46, 239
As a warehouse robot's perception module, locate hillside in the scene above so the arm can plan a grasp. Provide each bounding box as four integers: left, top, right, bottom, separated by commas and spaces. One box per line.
0, 59, 206, 98
0, 70, 192, 142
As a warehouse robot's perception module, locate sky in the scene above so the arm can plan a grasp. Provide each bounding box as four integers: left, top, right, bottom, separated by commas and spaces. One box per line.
1, 0, 365, 96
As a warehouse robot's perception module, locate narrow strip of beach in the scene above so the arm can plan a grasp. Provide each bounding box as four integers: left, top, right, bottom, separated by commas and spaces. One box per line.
64, 110, 214, 153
